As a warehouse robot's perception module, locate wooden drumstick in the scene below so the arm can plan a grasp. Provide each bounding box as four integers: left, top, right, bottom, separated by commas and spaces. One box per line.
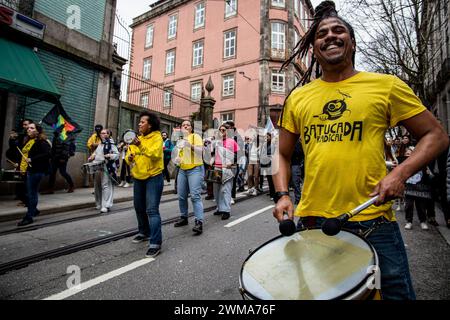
16, 147, 32, 167
7, 159, 18, 168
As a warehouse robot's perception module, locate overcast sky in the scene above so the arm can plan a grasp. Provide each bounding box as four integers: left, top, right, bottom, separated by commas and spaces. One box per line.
115, 0, 342, 26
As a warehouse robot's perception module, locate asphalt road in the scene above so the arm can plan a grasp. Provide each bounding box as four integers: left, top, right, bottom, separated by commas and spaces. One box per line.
0, 192, 448, 300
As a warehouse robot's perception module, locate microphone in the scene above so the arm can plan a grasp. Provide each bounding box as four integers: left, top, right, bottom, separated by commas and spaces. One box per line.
321, 196, 379, 236
279, 211, 296, 236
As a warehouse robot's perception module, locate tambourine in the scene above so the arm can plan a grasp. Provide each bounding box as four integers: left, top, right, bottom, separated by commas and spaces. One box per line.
123, 130, 137, 144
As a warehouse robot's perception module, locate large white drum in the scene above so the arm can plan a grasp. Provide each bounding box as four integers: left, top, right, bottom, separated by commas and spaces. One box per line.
239, 228, 380, 300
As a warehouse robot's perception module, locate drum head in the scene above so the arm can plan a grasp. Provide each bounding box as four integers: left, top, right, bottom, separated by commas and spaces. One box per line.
240, 228, 376, 300
123, 130, 137, 144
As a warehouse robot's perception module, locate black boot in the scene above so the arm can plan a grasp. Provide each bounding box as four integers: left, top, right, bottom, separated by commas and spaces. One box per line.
174, 217, 188, 227
192, 220, 203, 235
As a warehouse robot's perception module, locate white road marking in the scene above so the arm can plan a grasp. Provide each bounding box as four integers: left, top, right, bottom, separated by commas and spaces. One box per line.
224, 205, 275, 228
43, 258, 155, 300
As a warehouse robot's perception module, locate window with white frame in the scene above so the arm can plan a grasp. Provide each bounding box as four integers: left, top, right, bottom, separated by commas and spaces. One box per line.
222, 74, 235, 97
300, 0, 306, 28
168, 14, 177, 39
192, 40, 204, 67
143, 58, 152, 80
225, 0, 237, 18
224, 29, 236, 59
164, 88, 173, 108
140, 93, 149, 108
271, 22, 285, 58
145, 24, 154, 48
166, 50, 175, 74
221, 112, 234, 123
294, 28, 300, 48
294, 73, 300, 87
271, 70, 285, 93
191, 81, 202, 102
194, 2, 205, 29
271, 0, 285, 8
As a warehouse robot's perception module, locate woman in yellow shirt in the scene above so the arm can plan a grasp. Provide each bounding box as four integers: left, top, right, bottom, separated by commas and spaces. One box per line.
173, 120, 205, 234
125, 111, 164, 258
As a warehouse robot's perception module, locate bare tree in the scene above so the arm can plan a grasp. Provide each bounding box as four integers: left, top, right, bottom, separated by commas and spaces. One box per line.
341, 0, 441, 106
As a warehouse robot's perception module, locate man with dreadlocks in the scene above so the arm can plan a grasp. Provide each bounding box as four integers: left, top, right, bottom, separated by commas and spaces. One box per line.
272, 1, 449, 300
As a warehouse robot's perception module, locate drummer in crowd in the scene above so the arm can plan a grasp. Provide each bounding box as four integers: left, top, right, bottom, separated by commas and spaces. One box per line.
17, 123, 51, 226
88, 129, 119, 213
173, 120, 205, 234
126, 111, 164, 258
84, 124, 103, 187
272, 0, 449, 300
6, 119, 34, 206
210, 123, 239, 220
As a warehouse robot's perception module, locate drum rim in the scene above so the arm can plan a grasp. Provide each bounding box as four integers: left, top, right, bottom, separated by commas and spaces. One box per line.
239, 227, 378, 300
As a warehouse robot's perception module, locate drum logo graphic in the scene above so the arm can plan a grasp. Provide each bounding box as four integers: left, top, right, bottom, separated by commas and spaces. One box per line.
314, 90, 352, 121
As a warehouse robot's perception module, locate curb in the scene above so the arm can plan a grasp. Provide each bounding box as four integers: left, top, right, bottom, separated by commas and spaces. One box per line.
0, 189, 175, 223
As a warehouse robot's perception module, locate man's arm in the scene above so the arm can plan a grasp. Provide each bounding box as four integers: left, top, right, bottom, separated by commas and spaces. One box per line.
370, 110, 449, 205
272, 128, 300, 222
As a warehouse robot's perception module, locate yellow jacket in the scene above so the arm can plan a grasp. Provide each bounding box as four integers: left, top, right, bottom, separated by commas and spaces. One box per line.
125, 131, 164, 180
87, 133, 101, 153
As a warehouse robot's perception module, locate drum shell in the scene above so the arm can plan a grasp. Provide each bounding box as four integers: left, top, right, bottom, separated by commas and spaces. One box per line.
0, 169, 23, 183
82, 162, 105, 174
205, 169, 222, 183
239, 228, 380, 300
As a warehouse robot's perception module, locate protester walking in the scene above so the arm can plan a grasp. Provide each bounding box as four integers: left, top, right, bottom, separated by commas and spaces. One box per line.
117, 139, 132, 187
162, 132, 174, 184
17, 123, 51, 226
126, 111, 164, 258
211, 123, 239, 220
88, 129, 119, 213
43, 132, 76, 194
173, 120, 205, 234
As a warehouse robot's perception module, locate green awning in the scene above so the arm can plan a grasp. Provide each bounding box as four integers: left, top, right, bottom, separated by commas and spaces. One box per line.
0, 38, 60, 103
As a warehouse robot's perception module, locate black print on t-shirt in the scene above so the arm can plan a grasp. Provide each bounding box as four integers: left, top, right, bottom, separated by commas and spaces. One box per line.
305, 90, 363, 145
313, 90, 352, 121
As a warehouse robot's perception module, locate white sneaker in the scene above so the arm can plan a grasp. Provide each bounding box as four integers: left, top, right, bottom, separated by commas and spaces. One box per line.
404, 222, 413, 230
100, 207, 108, 213
231, 199, 235, 205
420, 222, 429, 230
123, 183, 130, 188
118, 181, 125, 187
247, 188, 254, 195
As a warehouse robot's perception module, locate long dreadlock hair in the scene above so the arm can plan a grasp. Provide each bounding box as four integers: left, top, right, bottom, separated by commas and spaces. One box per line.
278, 1, 356, 128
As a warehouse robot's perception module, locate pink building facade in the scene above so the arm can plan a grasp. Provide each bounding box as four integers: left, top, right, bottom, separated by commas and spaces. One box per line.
129, 0, 314, 131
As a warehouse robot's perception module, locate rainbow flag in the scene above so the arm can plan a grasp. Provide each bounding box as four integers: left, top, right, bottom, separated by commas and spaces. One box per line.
42, 101, 82, 141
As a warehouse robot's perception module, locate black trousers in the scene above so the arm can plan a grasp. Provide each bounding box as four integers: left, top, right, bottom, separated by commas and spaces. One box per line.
163, 158, 171, 182
120, 161, 131, 183
49, 159, 74, 188
405, 195, 427, 223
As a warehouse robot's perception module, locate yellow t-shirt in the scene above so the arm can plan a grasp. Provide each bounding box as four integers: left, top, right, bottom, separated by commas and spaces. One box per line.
20, 138, 35, 173
179, 133, 204, 170
125, 131, 164, 180
279, 72, 426, 222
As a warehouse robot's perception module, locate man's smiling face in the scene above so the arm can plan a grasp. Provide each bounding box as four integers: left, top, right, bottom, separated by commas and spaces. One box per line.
313, 17, 355, 67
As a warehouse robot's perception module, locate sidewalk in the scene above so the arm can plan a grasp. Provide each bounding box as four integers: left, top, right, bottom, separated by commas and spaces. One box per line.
0, 182, 176, 223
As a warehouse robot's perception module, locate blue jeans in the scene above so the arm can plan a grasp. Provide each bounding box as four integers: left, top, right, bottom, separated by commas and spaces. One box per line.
26, 172, 45, 219
290, 165, 303, 205
297, 216, 416, 300
177, 166, 204, 222
213, 179, 233, 213
133, 174, 163, 249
